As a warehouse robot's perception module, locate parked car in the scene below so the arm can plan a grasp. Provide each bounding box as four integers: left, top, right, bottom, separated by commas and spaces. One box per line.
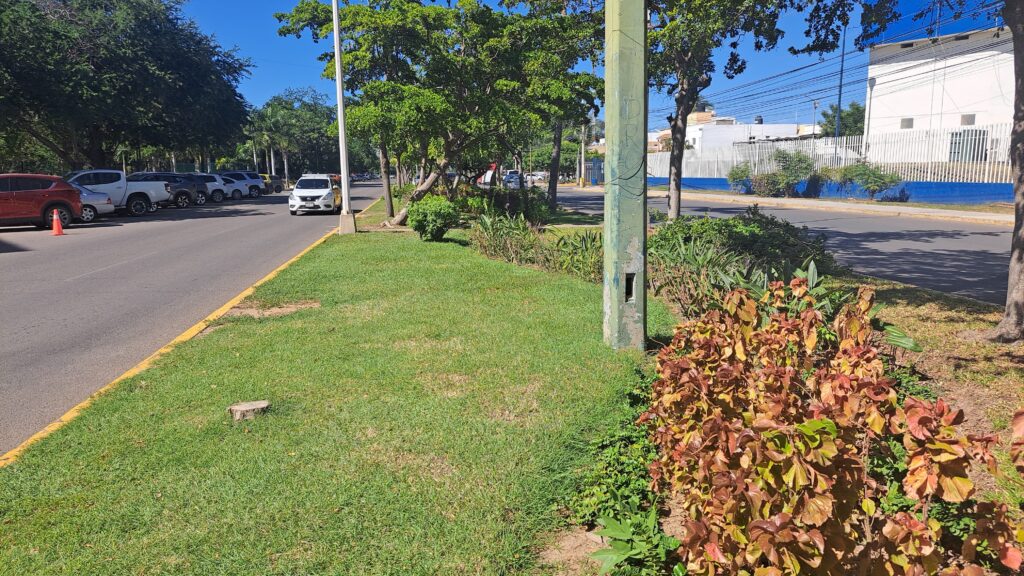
70, 183, 115, 223
503, 170, 522, 189
289, 175, 340, 215
259, 173, 285, 193
0, 174, 82, 228
195, 173, 230, 203
64, 170, 171, 216
218, 176, 249, 201
129, 172, 209, 208
219, 171, 264, 198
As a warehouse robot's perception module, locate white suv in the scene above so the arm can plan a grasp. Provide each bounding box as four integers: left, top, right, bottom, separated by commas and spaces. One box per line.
219, 171, 264, 198
289, 175, 339, 215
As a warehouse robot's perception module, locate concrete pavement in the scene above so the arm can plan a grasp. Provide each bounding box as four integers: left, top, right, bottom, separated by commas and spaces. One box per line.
558, 188, 1011, 305
0, 184, 381, 454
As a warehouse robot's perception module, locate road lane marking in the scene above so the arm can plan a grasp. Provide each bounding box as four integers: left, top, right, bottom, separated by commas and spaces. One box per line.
64, 250, 162, 282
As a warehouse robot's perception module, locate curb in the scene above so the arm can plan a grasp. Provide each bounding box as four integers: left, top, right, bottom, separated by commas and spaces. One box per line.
0, 224, 344, 468
677, 192, 1014, 228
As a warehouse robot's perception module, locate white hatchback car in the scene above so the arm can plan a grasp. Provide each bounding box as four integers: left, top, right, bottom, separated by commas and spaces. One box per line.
289, 175, 340, 215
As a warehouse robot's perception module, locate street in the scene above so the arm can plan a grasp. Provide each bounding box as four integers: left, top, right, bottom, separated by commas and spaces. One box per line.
558, 189, 1012, 305
0, 184, 382, 454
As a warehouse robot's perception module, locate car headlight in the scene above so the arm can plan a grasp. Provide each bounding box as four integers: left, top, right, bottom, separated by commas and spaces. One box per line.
320, 192, 333, 202
289, 194, 298, 201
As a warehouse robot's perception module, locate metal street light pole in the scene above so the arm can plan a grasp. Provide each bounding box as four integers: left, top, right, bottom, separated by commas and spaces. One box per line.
332, 0, 356, 234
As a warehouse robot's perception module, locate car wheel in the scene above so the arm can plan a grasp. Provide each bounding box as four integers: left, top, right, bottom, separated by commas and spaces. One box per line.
232, 190, 242, 201
80, 205, 97, 223
174, 192, 191, 208
290, 210, 297, 215
126, 195, 150, 216
195, 191, 208, 206
248, 187, 261, 199
39, 205, 72, 228
211, 190, 225, 203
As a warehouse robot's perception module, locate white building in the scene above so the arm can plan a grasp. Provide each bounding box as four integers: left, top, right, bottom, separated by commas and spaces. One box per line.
864, 27, 1012, 137
685, 122, 812, 153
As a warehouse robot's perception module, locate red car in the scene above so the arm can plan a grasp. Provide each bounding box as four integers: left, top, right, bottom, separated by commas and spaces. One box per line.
0, 174, 82, 228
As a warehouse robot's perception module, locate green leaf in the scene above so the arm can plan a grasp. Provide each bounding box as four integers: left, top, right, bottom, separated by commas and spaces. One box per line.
806, 261, 819, 289
592, 547, 630, 575
595, 516, 632, 541
883, 324, 923, 352
796, 418, 837, 438
673, 563, 688, 576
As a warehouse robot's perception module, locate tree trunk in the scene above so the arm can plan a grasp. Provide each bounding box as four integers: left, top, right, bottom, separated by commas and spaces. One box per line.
993, 1, 1024, 342
667, 82, 697, 220
270, 147, 277, 176
547, 122, 563, 209
283, 151, 290, 191
252, 140, 258, 171
388, 160, 448, 226
379, 144, 395, 218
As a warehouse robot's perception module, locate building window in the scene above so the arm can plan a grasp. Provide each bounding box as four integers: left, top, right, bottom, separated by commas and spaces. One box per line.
900, 42, 914, 48
900, 118, 914, 130
961, 114, 976, 126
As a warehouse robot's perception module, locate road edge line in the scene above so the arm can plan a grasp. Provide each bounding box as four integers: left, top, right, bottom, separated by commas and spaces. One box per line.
0, 225, 341, 468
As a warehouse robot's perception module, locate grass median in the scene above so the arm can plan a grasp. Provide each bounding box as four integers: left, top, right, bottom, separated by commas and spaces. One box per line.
0, 232, 673, 575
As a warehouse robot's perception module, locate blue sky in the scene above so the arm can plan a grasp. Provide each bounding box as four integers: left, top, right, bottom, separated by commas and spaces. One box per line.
182, 0, 1002, 129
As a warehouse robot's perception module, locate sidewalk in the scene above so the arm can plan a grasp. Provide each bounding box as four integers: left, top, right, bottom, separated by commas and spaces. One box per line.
567, 185, 1015, 227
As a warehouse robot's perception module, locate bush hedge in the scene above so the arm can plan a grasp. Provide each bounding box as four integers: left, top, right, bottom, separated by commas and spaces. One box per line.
407, 194, 460, 241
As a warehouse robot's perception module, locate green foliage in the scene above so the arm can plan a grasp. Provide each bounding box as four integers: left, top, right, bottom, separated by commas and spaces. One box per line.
648, 237, 749, 318
391, 183, 416, 201
649, 208, 669, 225
648, 207, 839, 275
839, 163, 903, 200
406, 194, 460, 241
593, 506, 682, 576
820, 101, 866, 137
750, 172, 784, 197
773, 149, 815, 197
469, 213, 539, 264
1, 0, 249, 169
542, 231, 603, 284
726, 162, 752, 192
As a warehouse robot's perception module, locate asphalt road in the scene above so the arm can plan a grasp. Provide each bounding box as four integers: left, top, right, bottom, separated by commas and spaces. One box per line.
558, 189, 1012, 305
0, 184, 382, 454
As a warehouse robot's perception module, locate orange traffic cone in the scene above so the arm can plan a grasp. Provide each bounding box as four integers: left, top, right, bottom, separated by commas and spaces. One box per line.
51, 209, 64, 236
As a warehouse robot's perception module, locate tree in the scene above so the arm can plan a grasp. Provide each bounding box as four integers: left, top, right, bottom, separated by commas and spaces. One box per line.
649, 0, 787, 219
0, 0, 249, 170
277, 0, 560, 225
819, 101, 865, 136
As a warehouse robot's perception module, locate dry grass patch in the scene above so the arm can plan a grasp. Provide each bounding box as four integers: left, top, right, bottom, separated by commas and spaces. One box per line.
363, 444, 456, 483
535, 527, 603, 576
224, 299, 321, 319
422, 373, 472, 398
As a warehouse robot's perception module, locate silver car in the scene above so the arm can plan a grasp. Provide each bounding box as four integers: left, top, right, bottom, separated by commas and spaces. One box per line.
71, 183, 115, 223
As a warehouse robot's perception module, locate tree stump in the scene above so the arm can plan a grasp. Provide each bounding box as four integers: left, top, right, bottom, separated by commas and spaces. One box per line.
228, 400, 270, 422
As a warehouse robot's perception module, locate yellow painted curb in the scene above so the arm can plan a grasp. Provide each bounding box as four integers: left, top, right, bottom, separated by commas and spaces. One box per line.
0, 225, 343, 468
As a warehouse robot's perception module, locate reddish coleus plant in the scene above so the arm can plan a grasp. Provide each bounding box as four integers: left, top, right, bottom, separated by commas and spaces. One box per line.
642, 283, 1024, 575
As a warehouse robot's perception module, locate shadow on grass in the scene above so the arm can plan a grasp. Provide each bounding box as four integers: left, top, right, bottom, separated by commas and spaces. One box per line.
548, 210, 603, 226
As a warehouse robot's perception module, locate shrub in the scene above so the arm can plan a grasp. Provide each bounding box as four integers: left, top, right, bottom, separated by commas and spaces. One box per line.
391, 183, 415, 201
649, 207, 669, 225
774, 149, 815, 196
638, 281, 1023, 575
407, 194, 460, 241
836, 163, 904, 201
803, 171, 825, 198
541, 230, 603, 283
727, 162, 753, 193
468, 213, 538, 264
751, 172, 784, 197
647, 207, 838, 275
648, 237, 749, 318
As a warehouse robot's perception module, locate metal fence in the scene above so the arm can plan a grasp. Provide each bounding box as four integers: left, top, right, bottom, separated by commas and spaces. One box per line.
647, 122, 1013, 184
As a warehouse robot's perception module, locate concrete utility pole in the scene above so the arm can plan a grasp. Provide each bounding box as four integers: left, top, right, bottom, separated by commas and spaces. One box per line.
603, 0, 647, 350
332, 0, 356, 234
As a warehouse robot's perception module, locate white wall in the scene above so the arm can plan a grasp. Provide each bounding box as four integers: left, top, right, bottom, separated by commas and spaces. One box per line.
865, 28, 1013, 136
688, 123, 804, 152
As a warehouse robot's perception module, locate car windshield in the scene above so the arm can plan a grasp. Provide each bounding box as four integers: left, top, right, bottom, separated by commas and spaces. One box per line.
295, 179, 329, 190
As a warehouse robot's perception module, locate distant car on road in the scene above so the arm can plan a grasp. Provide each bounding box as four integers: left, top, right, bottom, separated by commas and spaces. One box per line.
71, 183, 114, 223
289, 174, 340, 215
0, 174, 82, 229
503, 170, 523, 189
195, 173, 230, 203
260, 173, 285, 193
219, 171, 264, 198
129, 172, 209, 208
65, 170, 171, 216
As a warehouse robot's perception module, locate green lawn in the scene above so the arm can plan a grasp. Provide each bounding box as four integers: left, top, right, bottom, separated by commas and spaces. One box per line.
0, 233, 672, 575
